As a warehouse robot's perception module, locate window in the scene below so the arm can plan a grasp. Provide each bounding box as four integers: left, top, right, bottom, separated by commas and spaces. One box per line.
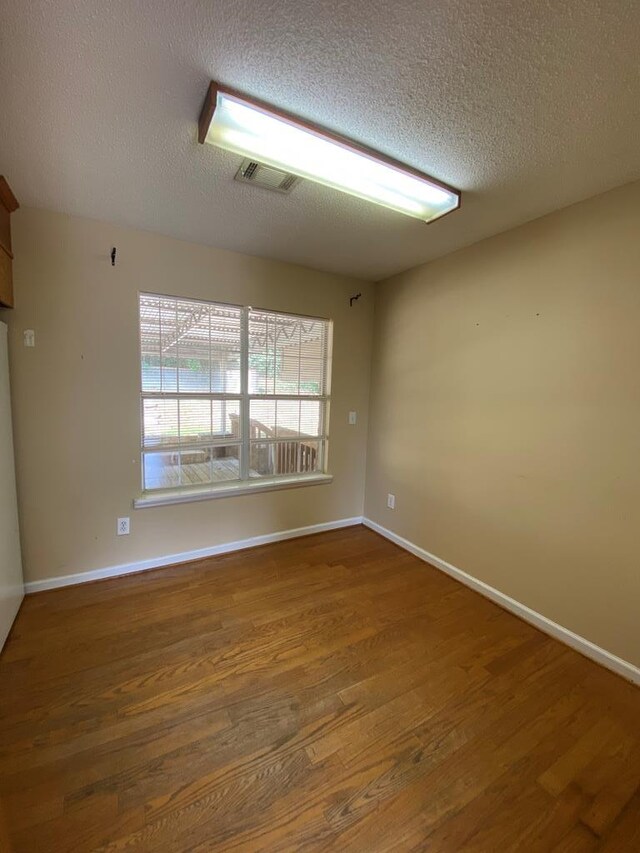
137, 293, 332, 504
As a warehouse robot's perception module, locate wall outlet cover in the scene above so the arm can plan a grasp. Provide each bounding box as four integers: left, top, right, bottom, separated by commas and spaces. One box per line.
387, 494, 395, 509
117, 517, 130, 535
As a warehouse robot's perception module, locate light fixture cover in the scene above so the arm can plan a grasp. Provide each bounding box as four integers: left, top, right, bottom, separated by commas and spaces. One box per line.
198, 83, 460, 222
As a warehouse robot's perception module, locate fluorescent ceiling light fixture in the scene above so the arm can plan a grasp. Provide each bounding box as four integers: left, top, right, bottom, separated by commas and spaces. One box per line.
198, 82, 460, 222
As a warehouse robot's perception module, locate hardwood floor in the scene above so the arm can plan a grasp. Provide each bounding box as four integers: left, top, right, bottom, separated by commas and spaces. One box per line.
0, 525, 638, 851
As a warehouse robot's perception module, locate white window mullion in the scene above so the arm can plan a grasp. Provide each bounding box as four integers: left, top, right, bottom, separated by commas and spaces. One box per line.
208, 303, 213, 393
240, 307, 250, 480
297, 319, 302, 396
140, 395, 146, 490
158, 299, 164, 392
175, 300, 180, 393
173, 302, 182, 485
209, 398, 214, 483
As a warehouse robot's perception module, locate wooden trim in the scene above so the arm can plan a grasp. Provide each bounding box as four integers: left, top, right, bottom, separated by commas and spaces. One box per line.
197, 81, 219, 144
197, 80, 461, 204
0, 177, 19, 214
0, 177, 18, 270
0, 243, 14, 309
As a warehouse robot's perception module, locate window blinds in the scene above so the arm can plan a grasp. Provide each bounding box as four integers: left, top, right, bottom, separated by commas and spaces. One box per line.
139, 293, 331, 492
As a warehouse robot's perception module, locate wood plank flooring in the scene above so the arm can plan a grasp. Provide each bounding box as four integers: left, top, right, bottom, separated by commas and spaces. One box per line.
0, 525, 638, 851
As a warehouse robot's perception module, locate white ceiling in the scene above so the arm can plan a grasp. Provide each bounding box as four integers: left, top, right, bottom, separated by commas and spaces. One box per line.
1, 0, 639, 281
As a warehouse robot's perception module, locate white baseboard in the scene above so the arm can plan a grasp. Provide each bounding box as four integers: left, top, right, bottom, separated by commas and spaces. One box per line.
363, 517, 640, 686
25, 517, 364, 594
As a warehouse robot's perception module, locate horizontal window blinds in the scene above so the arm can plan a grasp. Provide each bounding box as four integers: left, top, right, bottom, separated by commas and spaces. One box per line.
139, 294, 331, 492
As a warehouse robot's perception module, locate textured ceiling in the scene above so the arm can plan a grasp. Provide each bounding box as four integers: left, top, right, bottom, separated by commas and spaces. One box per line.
1, 0, 639, 281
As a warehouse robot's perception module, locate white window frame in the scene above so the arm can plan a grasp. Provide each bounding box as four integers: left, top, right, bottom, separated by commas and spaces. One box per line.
134, 295, 333, 508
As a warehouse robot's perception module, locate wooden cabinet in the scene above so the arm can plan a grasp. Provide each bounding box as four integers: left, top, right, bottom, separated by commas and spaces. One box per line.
0, 177, 19, 309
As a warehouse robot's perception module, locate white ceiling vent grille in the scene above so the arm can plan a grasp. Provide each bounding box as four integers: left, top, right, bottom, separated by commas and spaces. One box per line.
234, 159, 299, 194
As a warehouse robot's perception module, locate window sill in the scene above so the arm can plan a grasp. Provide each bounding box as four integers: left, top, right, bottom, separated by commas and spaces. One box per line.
133, 473, 333, 509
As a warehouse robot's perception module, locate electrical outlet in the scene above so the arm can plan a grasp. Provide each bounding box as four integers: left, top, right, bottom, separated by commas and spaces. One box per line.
117, 517, 130, 536
387, 493, 395, 509
23, 330, 35, 347
348, 411, 357, 425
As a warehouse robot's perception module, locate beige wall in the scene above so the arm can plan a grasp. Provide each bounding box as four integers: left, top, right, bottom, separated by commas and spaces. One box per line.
3, 208, 373, 584
5, 184, 640, 668
365, 180, 640, 667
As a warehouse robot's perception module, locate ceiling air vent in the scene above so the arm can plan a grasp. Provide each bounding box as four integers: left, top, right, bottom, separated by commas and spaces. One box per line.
234, 159, 299, 194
